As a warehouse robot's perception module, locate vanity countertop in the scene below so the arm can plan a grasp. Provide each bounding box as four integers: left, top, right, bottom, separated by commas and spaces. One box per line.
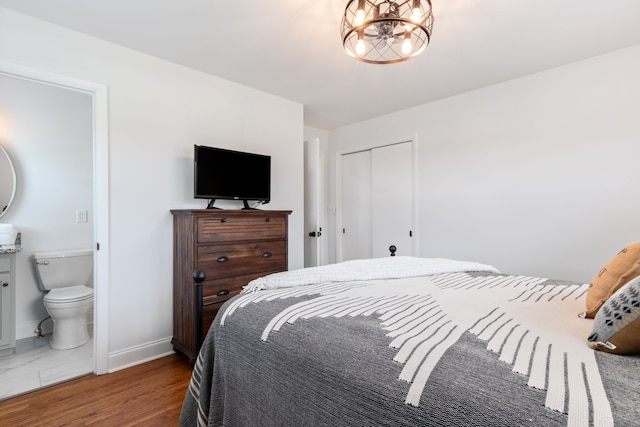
0, 232, 21, 253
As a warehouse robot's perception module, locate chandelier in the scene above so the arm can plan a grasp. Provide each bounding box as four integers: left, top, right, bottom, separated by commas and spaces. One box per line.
341, 0, 434, 64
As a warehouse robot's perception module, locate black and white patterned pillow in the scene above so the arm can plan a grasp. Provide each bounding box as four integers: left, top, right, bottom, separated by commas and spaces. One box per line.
588, 275, 640, 354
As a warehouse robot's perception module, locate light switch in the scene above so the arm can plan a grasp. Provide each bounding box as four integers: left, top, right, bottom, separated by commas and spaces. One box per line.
76, 210, 88, 223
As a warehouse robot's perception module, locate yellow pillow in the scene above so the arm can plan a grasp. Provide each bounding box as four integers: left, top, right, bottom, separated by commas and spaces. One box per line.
583, 242, 640, 319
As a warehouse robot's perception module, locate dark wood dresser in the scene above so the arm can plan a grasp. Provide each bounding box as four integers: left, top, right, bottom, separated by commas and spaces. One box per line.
171, 209, 291, 361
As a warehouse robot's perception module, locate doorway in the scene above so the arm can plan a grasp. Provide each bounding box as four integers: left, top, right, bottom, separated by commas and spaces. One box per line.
304, 138, 324, 267
0, 62, 110, 383
337, 140, 415, 261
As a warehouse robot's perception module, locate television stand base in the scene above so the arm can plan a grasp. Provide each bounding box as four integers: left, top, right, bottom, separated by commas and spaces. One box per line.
241, 200, 258, 210
204, 199, 263, 210
206, 199, 222, 209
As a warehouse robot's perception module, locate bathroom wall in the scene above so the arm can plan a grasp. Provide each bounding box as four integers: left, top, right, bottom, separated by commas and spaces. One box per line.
0, 73, 93, 338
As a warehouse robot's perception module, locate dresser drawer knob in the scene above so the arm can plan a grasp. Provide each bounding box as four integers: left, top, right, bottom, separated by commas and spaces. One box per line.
220, 218, 227, 223
217, 289, 229, 297
262, 252, 272, 258
217, 256, 229, 263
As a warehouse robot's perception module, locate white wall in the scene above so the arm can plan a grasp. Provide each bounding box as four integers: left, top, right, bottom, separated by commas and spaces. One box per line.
0, 7, 304, 370
0, 74, 93, 338
329, 44, 640, 283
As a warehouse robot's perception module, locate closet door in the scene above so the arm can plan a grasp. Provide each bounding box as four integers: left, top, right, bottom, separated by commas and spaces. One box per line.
341, 150, 372, 261
371, 142, 413, 257
340, 141, 413, 261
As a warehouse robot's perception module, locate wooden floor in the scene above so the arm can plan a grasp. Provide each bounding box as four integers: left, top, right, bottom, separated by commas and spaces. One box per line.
0, 353, 194, 426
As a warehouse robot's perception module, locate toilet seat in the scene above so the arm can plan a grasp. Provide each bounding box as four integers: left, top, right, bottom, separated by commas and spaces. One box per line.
44, 285, 94, 303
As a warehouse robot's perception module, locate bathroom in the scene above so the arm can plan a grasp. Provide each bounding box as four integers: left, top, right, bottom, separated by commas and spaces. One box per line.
0, 73, 95, 400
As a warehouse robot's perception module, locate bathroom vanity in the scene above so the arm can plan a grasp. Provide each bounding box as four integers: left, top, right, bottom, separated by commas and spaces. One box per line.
0, 250, 16, 357
0, 144, 18, 356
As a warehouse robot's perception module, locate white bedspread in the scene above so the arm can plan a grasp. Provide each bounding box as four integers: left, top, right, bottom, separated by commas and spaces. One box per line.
243, 256, 500, 293
183, 258, 635, 427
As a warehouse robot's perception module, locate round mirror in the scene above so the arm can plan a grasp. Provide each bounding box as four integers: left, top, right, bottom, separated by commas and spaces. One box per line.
0, 144, 17, 219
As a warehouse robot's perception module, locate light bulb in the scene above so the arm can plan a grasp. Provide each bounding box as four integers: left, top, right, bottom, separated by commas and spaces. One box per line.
411, 7, 422, 23
402, 35, 413, 55
355, 0, 366, 26
356, 39, 366, 56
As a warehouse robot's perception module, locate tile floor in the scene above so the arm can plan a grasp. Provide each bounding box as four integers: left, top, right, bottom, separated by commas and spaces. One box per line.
0, 334, 93, 401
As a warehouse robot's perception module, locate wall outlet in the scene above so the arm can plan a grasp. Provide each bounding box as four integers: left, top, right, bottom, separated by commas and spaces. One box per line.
76, 210, 88, 223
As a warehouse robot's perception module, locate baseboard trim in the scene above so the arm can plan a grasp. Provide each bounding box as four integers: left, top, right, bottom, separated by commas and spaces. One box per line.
16, 319, 53, 340
17, 318, 95, 341
107, 337, 175, 373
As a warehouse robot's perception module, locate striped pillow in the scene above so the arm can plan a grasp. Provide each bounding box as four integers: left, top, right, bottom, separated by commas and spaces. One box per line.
587, 275, 640, 354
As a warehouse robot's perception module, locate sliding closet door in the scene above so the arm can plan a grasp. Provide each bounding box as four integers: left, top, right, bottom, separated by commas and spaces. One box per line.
371, 142, 413, 257
340, 141, 413, 261
341, 150, 372, 261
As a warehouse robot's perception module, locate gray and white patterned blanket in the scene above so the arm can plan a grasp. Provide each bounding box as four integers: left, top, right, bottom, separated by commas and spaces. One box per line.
180, 257, 640, 426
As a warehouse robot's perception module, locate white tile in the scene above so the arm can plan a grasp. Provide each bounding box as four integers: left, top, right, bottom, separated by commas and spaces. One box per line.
0, 334, 93, 401
40, 354, 92, 386
0, 371, 41, 400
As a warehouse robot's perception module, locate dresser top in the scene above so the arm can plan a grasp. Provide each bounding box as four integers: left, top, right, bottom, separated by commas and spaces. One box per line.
170, 209, 292, 216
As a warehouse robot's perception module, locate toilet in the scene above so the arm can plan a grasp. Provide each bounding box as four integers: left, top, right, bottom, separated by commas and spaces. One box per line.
34, 249, 94, 350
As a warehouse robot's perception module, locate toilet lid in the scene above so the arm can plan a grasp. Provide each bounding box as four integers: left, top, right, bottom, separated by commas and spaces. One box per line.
45, 285, 94, 303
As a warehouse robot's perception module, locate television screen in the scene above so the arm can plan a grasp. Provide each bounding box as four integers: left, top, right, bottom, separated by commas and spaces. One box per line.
194, 145, 271, 206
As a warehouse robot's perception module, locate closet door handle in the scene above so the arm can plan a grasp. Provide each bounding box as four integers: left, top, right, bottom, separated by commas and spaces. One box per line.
2, 282, 8, 287
262, 252, 272, 258
217, 256, 229, 263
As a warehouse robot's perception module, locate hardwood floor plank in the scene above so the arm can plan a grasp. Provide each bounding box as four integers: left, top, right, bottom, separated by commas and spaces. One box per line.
0, 354, 193, 426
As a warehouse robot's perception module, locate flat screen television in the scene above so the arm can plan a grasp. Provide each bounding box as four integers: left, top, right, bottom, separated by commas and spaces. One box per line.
194, 145, 271, 209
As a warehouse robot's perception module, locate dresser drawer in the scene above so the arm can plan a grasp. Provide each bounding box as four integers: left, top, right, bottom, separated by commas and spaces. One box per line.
197, 241, 286, 279
201, 272, 267, 303
197, 215, 287, 243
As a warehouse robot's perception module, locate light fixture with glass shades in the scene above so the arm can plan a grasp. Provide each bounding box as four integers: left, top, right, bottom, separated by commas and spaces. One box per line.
341, 0, 434, 64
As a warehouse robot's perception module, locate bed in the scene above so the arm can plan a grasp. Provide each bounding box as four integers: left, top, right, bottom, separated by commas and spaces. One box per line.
179, 254, 640, 427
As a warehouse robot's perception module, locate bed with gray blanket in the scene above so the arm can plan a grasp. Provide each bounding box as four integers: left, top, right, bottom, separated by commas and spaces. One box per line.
179, 257, 640, 426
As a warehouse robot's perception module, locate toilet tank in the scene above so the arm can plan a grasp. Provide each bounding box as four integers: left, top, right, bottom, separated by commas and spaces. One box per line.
33, 249, 94, 291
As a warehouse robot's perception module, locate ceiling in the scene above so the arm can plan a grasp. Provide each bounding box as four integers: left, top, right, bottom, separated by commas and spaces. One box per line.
2, 0, 640, 130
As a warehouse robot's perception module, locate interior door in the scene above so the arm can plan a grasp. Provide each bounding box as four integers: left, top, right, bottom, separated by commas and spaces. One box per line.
341, 150, 372, 261
304, 138, 321, 267
371, 142, 413, 257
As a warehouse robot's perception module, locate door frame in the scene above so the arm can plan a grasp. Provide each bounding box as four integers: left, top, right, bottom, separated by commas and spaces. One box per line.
0, 61, 110, 374
335, 136, 418, 262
